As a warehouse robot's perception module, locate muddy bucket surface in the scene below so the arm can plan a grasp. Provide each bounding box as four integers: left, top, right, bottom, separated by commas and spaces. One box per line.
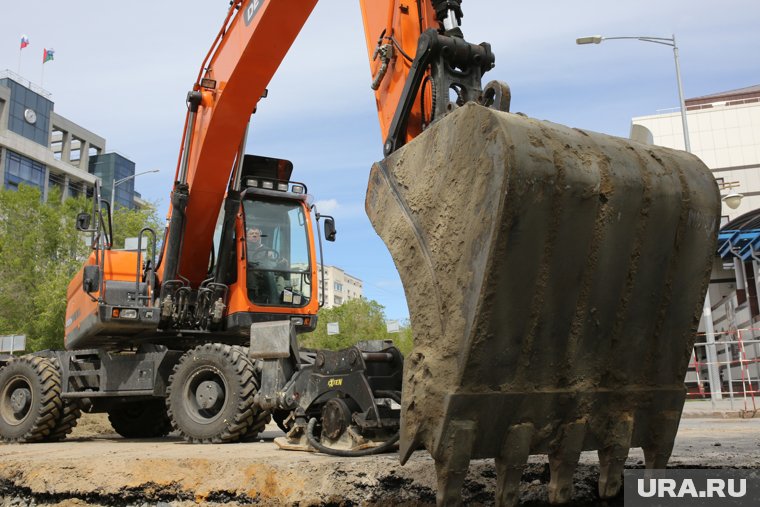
365, 103, 720, 505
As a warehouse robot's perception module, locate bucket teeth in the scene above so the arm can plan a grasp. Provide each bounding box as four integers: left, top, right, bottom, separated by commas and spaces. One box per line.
597, 414, 634, 499
495, 423, 534, 507
643, 410, 681, 469
547, 420, 586, 504
434, 420, 476, 507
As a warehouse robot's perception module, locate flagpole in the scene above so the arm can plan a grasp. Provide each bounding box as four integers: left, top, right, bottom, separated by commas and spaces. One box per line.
17, 49, 22, 75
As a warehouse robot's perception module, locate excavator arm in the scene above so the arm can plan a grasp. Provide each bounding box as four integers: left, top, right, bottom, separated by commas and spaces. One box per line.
159, 0, 503, 289
158, 0, 320, 287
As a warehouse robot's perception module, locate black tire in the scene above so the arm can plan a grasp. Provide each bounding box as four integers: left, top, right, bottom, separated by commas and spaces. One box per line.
107, 400, 172, 438
45, 400, 82, 442
241, 409, 272, 442
44, 357, 82, 442
167, 343, 255, 443
238, 351, 271, 442
0, 356, 62, 443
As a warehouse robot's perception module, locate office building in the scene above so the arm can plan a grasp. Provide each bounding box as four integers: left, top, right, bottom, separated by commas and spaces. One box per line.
0, 69, 142, 208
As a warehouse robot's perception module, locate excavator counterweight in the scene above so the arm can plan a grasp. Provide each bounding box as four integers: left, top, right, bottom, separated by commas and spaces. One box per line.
366, 103, 720, 505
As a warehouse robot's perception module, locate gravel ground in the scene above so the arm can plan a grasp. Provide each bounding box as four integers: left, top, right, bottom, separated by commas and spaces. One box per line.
0, 415, 758, 506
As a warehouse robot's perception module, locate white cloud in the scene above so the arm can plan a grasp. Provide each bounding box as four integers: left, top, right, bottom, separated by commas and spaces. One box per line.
314, 198, 340, 215
313, 198, 365, 221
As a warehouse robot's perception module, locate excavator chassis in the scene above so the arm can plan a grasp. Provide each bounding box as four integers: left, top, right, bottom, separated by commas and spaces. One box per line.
366, 103, 720, 505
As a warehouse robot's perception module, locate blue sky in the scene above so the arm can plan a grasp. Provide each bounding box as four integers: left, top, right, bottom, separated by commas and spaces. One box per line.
2, 1, 759, 320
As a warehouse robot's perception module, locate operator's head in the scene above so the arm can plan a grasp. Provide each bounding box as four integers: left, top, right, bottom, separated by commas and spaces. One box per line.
247, 227, 262, 246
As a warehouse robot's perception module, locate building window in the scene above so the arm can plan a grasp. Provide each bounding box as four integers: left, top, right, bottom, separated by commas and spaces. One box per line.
68, 180, 83, 199
334, 282, 343, 292
334, 295, 343, 305
2, 78, 53, 146
48, 172, 64, 195
4, 151, 45, 191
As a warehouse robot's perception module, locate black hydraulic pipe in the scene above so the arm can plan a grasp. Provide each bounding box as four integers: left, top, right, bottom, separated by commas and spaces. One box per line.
304, 390, 401, 457
161, 90, 202, 288
161, 183, 189, 286
361, 352, 394, 362
305, 418, 399, 457
214, 189, 241, 284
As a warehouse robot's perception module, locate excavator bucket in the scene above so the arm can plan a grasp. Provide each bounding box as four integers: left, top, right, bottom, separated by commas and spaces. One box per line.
365, 103, 720, 506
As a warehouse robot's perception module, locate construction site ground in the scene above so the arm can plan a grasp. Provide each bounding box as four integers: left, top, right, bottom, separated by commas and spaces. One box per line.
0, 403, 758, 507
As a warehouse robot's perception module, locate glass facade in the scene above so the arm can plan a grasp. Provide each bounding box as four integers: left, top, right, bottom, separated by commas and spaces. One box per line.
89, 152, 136, 209
4, 150, 45, 191
0, 78, 53, 146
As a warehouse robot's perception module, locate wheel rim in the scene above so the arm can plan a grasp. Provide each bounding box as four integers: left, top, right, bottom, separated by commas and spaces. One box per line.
0, 375, 34, 426
182, 366, 229, 425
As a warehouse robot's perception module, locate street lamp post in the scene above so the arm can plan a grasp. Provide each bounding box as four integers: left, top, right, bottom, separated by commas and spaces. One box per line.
577, 34, 724, 402
576, 35, 691, 151
110, 169, 159, 211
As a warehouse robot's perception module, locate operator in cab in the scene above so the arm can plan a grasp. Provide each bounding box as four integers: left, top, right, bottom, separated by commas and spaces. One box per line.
246, 225, 289, 303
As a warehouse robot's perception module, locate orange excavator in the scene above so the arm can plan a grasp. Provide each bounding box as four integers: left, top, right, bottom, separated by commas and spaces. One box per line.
0, 1, 720, 505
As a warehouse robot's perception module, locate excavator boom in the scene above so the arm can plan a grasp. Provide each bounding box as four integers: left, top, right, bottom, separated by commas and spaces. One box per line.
159, 0, 319, 287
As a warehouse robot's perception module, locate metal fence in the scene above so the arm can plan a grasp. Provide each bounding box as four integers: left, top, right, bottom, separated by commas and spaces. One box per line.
688, 328, 759, 413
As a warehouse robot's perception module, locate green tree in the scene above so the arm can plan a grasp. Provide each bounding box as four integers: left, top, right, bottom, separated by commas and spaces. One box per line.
0, 186, 88, 351
394, 320, 414, 356
300, 298, 414, 355
110, 203, 163, 252
0, 186, 163, 352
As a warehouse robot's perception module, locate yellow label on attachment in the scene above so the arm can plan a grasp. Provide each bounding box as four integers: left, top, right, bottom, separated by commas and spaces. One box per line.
327, 378, 343, 388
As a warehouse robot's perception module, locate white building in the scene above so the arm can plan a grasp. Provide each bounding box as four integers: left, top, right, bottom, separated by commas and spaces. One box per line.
317, 265, 363, 309
632, 85, 760, 223
633, 85, 760, 400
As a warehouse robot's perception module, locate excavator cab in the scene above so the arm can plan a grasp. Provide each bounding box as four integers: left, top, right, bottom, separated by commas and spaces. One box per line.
200, 154, 322, 336
242, 187, 313, 307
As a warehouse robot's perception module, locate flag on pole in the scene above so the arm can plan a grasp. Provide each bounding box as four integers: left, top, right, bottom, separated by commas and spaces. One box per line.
20, 35, 29, 50
42, 48, 54, 63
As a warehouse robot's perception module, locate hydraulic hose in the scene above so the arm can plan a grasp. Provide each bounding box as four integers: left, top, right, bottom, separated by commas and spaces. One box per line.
304, 390, 401, 457
305, 418, 399, 457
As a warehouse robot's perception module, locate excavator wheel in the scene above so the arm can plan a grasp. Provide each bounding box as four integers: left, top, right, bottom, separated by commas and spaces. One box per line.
107, 399, 172, 439
45, 399, 82, 442
0, 356, 63, 443
166, 343, 255, 443
240, 408, 272, 442
366, 102, 720, 505
44, 357, 82, 442
237, 350, 271, 442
